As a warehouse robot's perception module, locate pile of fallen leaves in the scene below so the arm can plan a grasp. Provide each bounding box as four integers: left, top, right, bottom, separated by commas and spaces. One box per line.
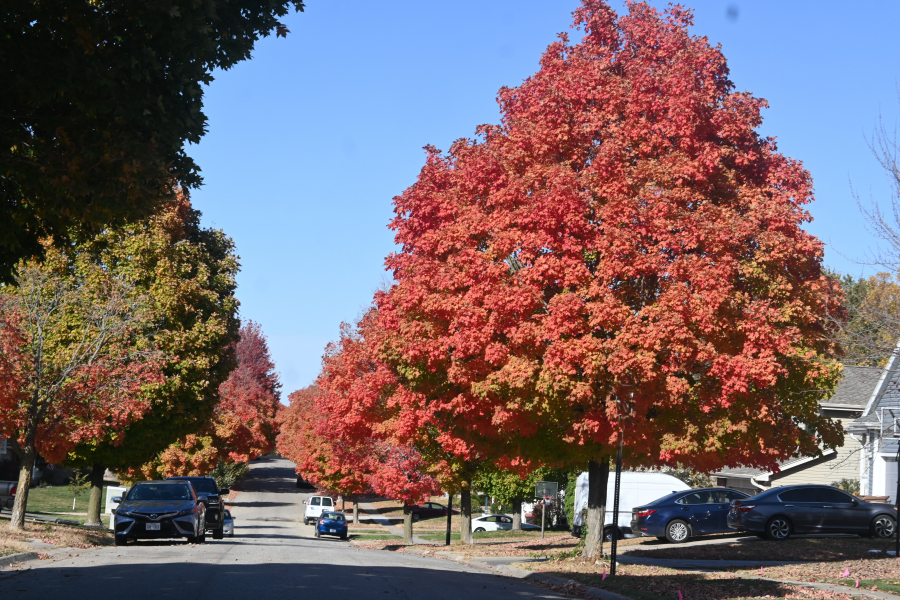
737, 556, 900, 590
518, 560, 873, 600
627, 536, 884, 562
0, 521, 111, 551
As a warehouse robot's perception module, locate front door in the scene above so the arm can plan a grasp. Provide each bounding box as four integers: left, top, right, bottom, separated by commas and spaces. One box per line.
777, 488, 825, 533
817, 488, 869, 532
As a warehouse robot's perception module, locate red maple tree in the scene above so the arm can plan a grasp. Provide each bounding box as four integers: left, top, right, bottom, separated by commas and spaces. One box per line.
375, 0, 843, 554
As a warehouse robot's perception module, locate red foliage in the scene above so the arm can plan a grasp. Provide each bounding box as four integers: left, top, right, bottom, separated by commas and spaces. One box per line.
153, 321, 282, 477
0, 305, 161, 465
374, 0, 842, 472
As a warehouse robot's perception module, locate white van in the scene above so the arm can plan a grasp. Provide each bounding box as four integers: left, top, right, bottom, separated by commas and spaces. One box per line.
303, 495, 335, 525
572, 471, 689, 539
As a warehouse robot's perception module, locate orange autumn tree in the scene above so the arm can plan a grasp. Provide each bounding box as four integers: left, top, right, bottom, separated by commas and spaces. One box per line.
0, 254, 162, 531
377, 0, 843, 557
149, 321, 282, 477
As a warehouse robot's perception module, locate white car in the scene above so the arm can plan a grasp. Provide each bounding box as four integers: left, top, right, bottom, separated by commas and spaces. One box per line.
223, 509, 235, 537
303, 495, 335, 525
472, 514, 540, 532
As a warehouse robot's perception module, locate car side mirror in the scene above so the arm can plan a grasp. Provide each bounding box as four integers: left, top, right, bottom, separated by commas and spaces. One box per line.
112, 496, 122, 503
220, 488, 230, 496
852, 499, 859, 505
302, 500, 307, 504
198, 495, 209, 504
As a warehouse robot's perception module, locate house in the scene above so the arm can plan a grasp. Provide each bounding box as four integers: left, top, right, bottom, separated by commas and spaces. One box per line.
712, 366, 880, 496
846, 354, 900, 504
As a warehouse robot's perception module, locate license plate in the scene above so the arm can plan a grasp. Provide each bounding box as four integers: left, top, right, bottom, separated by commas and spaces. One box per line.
329, 528, 336, 533
146, 523, 160, 531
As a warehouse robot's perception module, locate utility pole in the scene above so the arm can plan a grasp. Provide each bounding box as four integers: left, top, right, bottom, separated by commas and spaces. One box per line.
609, 437, 624, 576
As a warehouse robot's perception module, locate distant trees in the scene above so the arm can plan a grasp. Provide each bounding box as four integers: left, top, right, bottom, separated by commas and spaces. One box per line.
147, 321, 282, 478
0, 0, 304, 282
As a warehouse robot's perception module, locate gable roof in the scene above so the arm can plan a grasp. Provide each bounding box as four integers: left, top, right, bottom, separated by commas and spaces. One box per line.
820, 366, 883, 409
847, 342, 900, 433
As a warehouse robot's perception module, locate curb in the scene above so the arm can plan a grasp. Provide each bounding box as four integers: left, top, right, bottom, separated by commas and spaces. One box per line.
0, 552, 39, 569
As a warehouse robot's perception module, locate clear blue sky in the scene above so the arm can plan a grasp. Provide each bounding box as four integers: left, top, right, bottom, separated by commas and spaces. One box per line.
187, 0, 900, 396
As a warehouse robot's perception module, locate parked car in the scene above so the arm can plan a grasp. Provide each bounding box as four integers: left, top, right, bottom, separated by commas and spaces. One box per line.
630, 488, 749, 543
223, 509, 235, 537
472, 514, 540, 532
573, 471, 691, 540
411, 502, 458, 521
727, 484, 898, 540
167, 476, 229, 540
0, 481, 16, 509
303, 495, 336, 525
112, 480, 206, 546
315, 511, 348, 540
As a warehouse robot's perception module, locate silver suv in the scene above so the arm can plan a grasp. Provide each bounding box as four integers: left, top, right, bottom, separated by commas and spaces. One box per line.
303, 495, 335, 525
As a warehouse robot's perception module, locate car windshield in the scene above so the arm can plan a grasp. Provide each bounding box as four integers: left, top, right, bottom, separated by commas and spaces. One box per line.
322, 512, 345, 521
128, 483, 192, 501
182, 479, 218, 494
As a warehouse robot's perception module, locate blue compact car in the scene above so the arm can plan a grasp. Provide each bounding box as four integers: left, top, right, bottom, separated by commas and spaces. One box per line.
630, 488, 749, 543
314, 511, 348, 540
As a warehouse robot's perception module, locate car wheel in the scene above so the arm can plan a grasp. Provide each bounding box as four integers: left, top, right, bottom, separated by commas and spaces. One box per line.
665, 520, 690, 543
213, 528, 224, 540
604, 527, 624, 542
412, 513, 420, 522
474, 527, 486, 533
871, 515, 896, 539
765, 516, 792, 541
114, 534, 127, 547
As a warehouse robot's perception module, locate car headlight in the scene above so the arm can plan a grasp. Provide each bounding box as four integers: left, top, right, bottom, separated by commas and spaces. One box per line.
117, 510, 133, 517
176, 509, 194, 517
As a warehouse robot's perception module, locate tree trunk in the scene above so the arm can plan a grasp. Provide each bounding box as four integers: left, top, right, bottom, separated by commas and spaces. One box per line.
353, 500, 359, 524
582, 458, 610, 560
511, 496, 523, 531
402, 502, 414, 545
459, 487, 473, 545
9, 451, 35, 531
84, 463, 105, 528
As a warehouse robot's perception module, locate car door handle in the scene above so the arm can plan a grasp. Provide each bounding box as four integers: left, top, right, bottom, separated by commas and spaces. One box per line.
822, 506, 833, 508
784, 505, 794, 507
719, 504, 730, 509
681, 507, 690, 511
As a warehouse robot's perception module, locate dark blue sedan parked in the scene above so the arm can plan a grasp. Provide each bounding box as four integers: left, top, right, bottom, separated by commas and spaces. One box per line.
631, 488, 749, 543
314, 511, 348, 540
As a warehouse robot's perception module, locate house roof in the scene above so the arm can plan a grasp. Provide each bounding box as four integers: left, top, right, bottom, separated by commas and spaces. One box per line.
847, 344, 900, 433
820, 366, 882, 409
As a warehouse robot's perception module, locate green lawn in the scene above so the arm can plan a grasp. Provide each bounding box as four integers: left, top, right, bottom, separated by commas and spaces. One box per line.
836, 579, 900, 594
23, 485, 109, 514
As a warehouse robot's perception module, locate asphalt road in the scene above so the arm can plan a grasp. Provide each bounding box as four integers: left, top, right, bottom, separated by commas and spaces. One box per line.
0, 457, 564, 599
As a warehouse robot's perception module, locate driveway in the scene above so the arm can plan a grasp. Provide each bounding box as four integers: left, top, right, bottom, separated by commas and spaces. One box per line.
0, 456, 565, 599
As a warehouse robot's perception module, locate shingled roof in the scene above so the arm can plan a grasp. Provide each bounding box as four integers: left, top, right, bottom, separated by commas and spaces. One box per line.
820, 366, 882, 409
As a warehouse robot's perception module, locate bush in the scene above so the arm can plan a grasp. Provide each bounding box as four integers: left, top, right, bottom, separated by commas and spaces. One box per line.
210, 461, 249, 490
831, 478, 860, 495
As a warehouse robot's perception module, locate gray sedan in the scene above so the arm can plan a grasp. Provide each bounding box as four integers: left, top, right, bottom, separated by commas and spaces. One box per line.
727, 484, 897, 540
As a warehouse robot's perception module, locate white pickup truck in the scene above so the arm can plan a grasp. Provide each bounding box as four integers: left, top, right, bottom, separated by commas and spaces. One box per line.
0, 481, 17, 509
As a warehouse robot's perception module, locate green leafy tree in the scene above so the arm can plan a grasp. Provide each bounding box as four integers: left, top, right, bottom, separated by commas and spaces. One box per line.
474, 466, 568, 530
0, 0, 303, 282
65, 193, 240, 527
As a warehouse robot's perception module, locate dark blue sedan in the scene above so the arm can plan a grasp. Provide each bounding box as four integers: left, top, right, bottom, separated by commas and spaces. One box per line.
631, 488, 749, 543
314, 511, 348, 540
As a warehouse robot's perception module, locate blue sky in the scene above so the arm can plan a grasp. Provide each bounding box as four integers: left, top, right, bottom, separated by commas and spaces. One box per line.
187, 0, 900, 396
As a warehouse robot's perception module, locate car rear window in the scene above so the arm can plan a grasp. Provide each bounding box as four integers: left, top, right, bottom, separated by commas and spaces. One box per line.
322, 512, 345, 521
310, 497, 321, 506
322, 497, 333, 506
129, 483, 192, 501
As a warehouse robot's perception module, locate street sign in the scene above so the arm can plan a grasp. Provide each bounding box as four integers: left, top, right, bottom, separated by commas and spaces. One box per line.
535, 481, 558, 500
